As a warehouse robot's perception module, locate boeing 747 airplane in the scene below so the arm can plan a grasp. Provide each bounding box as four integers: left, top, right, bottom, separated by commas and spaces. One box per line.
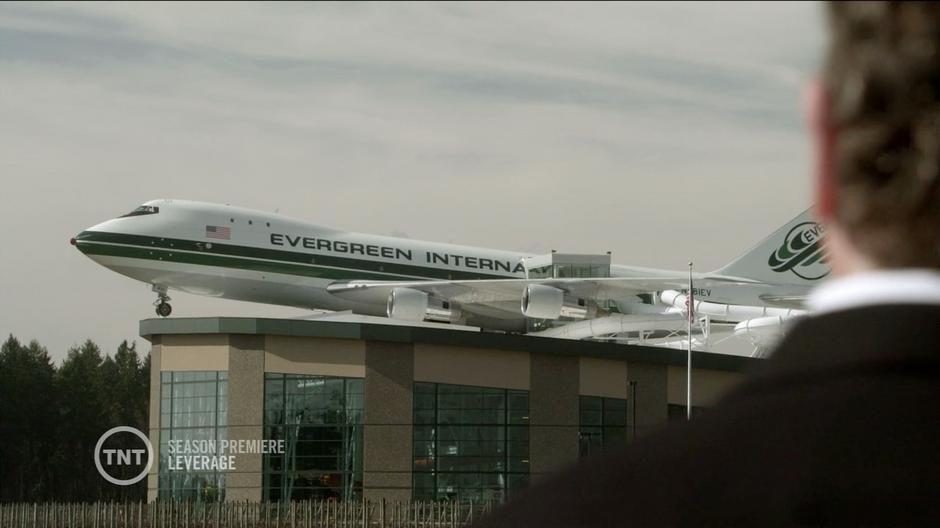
72, 200, 827, 342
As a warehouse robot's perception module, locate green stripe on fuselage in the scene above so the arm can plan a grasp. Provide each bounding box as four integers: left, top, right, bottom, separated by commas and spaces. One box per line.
74, 231, 515, 281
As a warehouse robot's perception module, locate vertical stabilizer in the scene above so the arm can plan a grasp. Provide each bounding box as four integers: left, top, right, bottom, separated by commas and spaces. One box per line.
714, 209, 830, 285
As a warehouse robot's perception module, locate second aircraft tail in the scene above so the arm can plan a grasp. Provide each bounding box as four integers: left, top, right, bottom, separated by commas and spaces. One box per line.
713, 208, 830, 285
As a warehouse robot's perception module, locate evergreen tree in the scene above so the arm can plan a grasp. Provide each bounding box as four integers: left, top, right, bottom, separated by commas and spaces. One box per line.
98, 340, 150, 500
0, 335, 57, 501
54, 339, 110, 500
113, 341, 147, 427
0, 336, 151, 501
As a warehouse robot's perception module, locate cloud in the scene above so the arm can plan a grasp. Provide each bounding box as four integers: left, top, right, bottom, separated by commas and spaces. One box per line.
0, 1, 823, 359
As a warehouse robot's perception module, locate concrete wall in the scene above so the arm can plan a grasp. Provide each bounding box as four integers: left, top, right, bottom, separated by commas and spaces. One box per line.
160, 334, 229, 371
413, 344, 529, 390
225, 335, 265, 502
667, 366, 743, 407
626, 362, 669, 440
579, 357, 628, 399
264, 336, 365, 378
528, 353, 579, 479
146, 338, 162, 502
362, 341, 414, 503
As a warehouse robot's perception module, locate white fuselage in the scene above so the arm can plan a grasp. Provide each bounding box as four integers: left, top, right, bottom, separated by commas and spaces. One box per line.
75, 199, 534, 317
74, 199, 811, 325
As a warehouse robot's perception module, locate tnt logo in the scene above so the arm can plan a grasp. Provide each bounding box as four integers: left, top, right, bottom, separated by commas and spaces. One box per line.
94, 426, 154, 486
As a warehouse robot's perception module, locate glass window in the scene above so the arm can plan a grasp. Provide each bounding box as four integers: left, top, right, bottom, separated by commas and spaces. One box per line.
158, 371, 227, 502
120, 205, 160, 217
579, 395, 627, 458
263, 373, 363, 502
527, 265, 552, 279
413, 382, 529, 502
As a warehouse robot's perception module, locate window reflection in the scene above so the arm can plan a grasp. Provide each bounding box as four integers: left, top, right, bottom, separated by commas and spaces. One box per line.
413, 382, 529, 502
579, 395, 626, 457
158, 371, 227, 501
263, 374, 363, 502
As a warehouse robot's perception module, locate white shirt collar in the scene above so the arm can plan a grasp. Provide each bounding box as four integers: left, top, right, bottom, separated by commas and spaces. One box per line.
807, 269, 940, 315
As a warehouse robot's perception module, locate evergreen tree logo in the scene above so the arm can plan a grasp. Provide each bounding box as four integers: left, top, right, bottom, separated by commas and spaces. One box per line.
768, 222, 830, 280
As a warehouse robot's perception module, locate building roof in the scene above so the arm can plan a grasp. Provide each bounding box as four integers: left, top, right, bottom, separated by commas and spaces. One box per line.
140, 317, 760, 373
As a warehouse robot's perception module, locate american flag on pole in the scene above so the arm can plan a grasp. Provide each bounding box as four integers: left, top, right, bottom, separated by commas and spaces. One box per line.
205, 225, 231, 240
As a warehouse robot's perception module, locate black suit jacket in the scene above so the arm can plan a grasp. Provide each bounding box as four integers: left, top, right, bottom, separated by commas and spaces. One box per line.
478, 305, 940, 527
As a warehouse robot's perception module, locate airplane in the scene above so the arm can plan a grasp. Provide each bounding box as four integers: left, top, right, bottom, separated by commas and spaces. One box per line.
72, 200, 827, 344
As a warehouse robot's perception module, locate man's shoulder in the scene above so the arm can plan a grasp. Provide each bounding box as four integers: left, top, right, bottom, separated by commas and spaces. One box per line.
484, 376, 938, 526
753, 303, 940, 384
478, 304, 940, 527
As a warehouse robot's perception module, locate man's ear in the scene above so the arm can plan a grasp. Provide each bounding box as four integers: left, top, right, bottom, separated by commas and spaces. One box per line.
805, 79, 837, 222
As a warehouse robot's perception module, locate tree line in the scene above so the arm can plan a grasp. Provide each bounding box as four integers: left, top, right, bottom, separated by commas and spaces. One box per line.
0, 335, 150, 502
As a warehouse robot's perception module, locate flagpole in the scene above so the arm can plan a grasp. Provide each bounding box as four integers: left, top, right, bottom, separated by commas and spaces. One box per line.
687, 261, 693, 421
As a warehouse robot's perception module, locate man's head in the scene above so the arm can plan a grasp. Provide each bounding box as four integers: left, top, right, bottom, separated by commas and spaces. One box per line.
810, 1, 940, 276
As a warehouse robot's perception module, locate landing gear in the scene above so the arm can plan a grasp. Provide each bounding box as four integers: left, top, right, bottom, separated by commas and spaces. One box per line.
153, 285, 172, 318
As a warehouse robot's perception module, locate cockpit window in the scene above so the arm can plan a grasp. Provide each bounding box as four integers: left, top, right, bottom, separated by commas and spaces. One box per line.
120, 205, 160, 217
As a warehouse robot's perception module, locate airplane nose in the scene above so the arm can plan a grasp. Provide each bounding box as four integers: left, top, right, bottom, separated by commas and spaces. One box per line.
72, 230, 96, 253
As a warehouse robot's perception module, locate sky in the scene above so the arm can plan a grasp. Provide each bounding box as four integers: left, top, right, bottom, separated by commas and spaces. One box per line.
0, 1, 825, 362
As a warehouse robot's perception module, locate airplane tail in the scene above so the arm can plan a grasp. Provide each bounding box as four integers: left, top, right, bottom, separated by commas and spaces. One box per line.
713, 208, 831, 285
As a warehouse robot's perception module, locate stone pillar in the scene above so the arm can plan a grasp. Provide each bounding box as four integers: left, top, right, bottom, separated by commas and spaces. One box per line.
362, 341, 414, 502
528, 353, 579, 480
225, 335, 266, 501
146, 337, 162, 502
627, 362, 669, 441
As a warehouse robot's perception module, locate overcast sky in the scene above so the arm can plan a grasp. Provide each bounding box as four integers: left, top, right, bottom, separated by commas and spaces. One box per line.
0, 2, 825, 361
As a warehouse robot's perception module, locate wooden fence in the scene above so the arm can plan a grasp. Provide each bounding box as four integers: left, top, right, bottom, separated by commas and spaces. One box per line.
0, 500, 499, 528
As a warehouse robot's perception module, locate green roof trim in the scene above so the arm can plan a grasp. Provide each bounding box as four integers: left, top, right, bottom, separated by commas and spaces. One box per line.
140, 317, 759, 372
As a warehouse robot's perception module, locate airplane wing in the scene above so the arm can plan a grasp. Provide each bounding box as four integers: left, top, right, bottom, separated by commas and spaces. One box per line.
326, 275, 762, 309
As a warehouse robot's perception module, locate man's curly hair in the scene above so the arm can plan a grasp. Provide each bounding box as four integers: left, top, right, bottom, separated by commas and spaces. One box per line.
824, 1, 940, 268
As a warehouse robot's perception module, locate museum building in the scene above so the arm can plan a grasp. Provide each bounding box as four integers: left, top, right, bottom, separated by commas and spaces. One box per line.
142, 317, 755, 503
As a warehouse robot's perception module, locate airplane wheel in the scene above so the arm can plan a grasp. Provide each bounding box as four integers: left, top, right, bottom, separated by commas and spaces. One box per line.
156, 302, 172, 317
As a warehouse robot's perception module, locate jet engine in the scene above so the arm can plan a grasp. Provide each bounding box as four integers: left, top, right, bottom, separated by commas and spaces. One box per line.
660, 290, 805, 323
387, 287, 461, 323
521, 284, 589, 319
387, 287, 428, 321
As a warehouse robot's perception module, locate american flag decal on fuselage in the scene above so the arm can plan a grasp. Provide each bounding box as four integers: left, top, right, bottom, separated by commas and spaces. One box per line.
206, 225, 231, 240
